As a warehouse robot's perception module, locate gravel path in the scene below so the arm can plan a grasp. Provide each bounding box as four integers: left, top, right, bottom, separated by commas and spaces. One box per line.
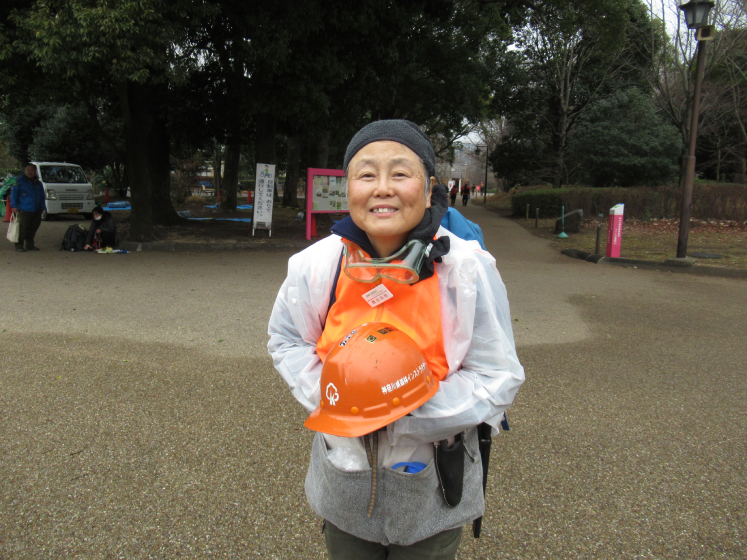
1, 206, 745, 558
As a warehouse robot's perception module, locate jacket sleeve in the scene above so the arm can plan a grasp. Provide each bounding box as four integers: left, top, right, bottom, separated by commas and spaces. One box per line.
10, 184, 19, 209
100, 215, 117, 234
267, 239, 341, 412
36, 182, 46, 212
388, 250, 525, 444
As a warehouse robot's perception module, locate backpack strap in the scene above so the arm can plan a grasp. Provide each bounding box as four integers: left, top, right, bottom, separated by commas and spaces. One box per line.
326, 249, 345, 320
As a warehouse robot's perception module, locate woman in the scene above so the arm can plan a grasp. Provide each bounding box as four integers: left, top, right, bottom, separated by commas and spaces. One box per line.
84, 206, 117, 250
268, 120, 524, 559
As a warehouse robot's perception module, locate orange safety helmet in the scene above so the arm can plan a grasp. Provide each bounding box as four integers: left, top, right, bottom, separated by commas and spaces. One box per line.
304, 322, 439, 438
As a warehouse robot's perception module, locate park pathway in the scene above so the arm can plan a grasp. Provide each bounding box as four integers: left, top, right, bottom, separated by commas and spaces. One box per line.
1, 203, 746, 558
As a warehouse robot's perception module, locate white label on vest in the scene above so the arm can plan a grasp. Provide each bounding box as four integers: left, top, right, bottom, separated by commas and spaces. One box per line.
362, 284, 393, 307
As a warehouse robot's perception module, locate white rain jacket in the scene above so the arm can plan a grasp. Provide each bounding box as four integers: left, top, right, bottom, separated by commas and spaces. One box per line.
267, 227, 525, 464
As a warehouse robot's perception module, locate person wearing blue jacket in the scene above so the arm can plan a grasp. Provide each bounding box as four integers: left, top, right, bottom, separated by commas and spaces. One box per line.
10, 163, 46, 252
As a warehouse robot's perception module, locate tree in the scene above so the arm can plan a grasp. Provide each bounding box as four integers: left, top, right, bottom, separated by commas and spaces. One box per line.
6, 0, 213, 239
698, 2, 747, 182
490, 0, 653, 187
567, 88, 681, 186
28, 104, 122, 170
637, 0, 746, 185
0, 106, 55, 164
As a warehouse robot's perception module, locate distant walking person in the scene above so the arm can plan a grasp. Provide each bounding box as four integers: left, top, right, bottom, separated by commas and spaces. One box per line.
461, 182, 470, 206
450, 184, 458, 206
10, 163, 46, 252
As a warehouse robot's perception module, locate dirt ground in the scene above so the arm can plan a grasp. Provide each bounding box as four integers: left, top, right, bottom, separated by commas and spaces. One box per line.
475, 194, 747, 272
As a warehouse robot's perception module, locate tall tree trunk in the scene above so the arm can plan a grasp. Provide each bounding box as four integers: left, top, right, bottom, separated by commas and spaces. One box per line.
213, 148, 222, 196
282, 134, 301, 208
120, 81, 153, 241
149, 100, 180, 226
316, 129, 330, 168
551, 122, 566, 189
552, 144, 565, 189
222, 135, 241, 211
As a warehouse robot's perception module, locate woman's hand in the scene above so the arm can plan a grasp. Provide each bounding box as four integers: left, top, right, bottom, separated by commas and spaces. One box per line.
84, 244, 92, 250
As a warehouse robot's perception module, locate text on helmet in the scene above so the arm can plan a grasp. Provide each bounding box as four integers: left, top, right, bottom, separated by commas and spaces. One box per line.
381, 362, 427, 395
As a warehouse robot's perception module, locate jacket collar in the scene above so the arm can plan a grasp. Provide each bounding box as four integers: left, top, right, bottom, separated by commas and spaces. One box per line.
330, 215, 381, 258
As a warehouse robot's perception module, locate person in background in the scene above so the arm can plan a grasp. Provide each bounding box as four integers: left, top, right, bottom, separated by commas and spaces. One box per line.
461, 182, 470, 206
10, 163, 46, 252
84, 206, 117, 250
449, 183, 458, 206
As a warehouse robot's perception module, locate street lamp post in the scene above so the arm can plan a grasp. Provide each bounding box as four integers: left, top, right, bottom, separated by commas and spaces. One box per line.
676, 1, 714, 259
474, 143, 489, 204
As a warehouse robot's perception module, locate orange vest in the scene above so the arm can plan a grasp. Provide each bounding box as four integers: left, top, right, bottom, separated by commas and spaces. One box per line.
316, 242, 450, 381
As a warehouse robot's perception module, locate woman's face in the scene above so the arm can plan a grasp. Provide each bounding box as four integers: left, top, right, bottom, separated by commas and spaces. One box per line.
347, 141, 431, 257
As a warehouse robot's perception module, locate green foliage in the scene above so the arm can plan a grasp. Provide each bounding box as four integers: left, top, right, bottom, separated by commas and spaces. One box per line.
29, 104, 122, 169
489, 136, 545, 189
490, 0, 659, 188
11, 0, 202, 86
0, 106, 55, 164
568, 88, 681, 186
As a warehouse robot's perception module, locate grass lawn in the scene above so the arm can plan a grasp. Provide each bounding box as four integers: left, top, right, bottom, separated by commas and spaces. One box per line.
475, 193, 747, 272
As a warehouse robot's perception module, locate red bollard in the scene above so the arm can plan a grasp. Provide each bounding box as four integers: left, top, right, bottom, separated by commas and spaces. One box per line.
217, 188, 222, 203
3, 197, 12, 222
605, 204, 625, 258
104, 187, 110, 205
247, 189, 253, 204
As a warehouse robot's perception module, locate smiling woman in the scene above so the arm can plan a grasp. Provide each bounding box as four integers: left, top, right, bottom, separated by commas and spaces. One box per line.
268, 119, 524, 560
346, 141, 433, 258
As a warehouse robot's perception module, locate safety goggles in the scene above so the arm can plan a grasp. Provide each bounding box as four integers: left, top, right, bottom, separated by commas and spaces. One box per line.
343, 239, 430, 284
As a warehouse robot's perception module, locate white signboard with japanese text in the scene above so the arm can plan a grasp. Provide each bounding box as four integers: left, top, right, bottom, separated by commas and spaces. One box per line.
252, 163, 275, 236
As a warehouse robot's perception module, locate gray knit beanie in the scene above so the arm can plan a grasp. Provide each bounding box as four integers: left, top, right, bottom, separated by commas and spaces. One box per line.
343, 120, 436, 178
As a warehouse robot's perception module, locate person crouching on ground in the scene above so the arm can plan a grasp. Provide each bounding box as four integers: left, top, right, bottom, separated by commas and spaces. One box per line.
268, 119, 524, 559
84, 206, 117, 250
10, 163, 46, 252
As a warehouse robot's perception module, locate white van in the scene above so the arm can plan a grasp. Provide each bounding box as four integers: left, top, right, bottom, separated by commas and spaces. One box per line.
31, 161, 96, 220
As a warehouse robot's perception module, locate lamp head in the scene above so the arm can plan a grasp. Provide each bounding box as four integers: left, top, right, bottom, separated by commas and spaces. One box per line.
679, 1, 714, 29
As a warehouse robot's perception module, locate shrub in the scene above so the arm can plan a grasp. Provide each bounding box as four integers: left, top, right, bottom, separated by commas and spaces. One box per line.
512, 189, 565, 218
511, 183, 747, 221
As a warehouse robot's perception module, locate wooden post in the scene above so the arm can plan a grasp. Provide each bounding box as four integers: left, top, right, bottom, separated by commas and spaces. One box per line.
595, 224, 602, 255
526, 204, 529, 221
535, 208, 539, 228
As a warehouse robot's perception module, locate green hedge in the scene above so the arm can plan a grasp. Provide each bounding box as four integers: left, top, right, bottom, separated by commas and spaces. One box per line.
512, 190, 566, 219
512, 184, 747, 221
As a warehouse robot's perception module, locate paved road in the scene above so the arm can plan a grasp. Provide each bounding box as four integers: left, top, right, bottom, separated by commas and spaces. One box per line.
1, 205, 745, 559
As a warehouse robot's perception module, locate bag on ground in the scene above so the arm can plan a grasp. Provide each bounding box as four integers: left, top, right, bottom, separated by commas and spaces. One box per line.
6, 213, 19, 243
61, 224, 88, 251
